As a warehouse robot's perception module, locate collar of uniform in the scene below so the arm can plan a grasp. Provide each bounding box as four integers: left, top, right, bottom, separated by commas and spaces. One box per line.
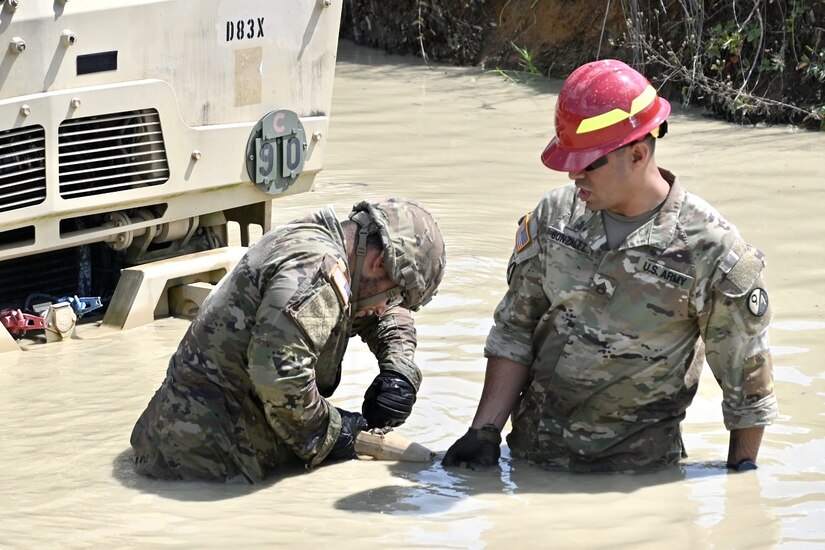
300, 205, 352, 283
615, 168, 683, 251
289, 205, 348, 256
314, 205, 348, 266
570, 196, 609, 253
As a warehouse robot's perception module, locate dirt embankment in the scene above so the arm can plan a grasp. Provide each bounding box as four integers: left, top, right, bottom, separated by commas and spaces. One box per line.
340, 0, 825, 129
340, 0, 622, 75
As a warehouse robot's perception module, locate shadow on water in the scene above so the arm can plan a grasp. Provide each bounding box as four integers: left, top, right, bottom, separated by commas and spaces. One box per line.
111, 448, 307, 501
334, 452, 731, 516
113, 444, 726, 510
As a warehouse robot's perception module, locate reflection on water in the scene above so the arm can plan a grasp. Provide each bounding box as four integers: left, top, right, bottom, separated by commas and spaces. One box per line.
2, 41, 825, 547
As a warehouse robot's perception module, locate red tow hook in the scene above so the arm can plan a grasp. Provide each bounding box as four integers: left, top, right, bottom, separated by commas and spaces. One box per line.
1, 308, 47, 338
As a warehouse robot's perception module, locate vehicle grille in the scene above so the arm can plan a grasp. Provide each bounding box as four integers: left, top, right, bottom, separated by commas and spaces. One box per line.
0, 241, 123, 313
58, 108, 170, 199
0, 247, 83, 311
0, 125, 47, 213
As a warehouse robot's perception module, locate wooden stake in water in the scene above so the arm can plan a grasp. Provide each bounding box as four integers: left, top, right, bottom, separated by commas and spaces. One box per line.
354, 429, 435, 462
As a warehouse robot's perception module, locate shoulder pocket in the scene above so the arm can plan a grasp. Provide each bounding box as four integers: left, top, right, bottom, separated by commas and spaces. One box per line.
287, 277, 343, 350
715, 239, 771, 334
716, 240, 766, 298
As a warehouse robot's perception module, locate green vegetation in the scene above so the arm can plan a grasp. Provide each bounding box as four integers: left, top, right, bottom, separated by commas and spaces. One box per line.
340, 0, 825, 129
616, 0, 825, 128
491, 42, 542, 83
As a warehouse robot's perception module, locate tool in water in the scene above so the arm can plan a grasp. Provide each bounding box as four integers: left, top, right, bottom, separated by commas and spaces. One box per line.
354, 428, 435, 462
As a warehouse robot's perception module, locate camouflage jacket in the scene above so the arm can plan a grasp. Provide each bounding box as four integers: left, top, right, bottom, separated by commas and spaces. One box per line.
486, 170, 778, 471
130, 207, 419, 481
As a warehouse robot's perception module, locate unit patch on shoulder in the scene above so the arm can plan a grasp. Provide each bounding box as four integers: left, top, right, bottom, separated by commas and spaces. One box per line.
330, 258, 350, 307
515, 212, 532, 253
747, 287, 769, 317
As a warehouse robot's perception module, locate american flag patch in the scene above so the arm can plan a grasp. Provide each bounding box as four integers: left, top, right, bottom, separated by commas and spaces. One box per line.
515, 212, 532, 252
330, 259, 351, 306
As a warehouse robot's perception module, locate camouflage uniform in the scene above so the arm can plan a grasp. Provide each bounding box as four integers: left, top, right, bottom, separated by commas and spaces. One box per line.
131, 207, 420, 482
486, 170, 778, 472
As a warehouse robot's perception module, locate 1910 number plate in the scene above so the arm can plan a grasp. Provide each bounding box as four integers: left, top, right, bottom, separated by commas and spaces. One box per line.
245, 109, 307, 194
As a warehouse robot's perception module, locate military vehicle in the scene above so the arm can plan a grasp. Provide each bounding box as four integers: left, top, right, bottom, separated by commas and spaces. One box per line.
1, 0, 344, 352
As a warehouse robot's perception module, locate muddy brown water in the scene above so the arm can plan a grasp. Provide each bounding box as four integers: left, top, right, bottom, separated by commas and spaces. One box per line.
3, 42, 824, 548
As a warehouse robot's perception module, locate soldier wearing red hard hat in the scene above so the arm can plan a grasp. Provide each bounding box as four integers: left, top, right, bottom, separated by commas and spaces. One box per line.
444, 59, 777, 473
541, 59, 670, 173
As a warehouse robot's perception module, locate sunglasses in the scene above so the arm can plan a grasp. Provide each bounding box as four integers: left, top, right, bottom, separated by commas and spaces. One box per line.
583, 139, 639, 172
582, 121, 668, 172
583, 155, 610, 172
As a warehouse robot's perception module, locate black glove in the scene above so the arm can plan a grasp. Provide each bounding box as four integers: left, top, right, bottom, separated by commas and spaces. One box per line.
727, 459, 758, 472
362, 372, 417, 429
326, 408, 369, 462
442, 425, 502, 468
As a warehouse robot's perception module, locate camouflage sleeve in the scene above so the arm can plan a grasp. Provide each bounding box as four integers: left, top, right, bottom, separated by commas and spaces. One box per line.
485, 208, 550, 365
353, 307, 420, 389
246, 259, 344, 467
702, 238, 778, 430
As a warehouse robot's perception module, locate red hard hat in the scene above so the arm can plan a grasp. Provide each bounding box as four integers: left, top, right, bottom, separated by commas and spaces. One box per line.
541, 59, 671, 172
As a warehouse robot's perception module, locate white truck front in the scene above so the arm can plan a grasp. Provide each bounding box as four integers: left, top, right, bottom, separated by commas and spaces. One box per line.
0, 0, 343, 351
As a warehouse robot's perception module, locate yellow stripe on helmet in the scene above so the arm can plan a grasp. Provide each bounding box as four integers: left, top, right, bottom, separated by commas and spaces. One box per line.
575, 85, 657, 134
